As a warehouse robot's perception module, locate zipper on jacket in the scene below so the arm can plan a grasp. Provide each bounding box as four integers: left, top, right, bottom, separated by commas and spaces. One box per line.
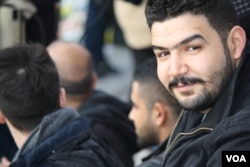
163, 127, 213, 160
166, 110, 184, 148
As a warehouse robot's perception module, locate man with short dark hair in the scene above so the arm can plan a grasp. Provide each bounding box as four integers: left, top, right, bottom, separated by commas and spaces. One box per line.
130, 58, 181, 166
145, 0, 250, 166
0, 43, 124, 167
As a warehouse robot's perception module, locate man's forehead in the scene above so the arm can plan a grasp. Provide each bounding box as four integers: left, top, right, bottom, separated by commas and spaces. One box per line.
151, 14, 212, 48
151, 13, 209, 33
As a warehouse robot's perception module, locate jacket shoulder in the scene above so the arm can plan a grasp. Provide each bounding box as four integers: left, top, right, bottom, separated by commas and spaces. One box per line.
47, 134, 125, 167
206, 111, 250, 166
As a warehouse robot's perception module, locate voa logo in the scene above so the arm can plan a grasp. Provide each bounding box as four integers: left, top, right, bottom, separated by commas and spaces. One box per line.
226, 155, 247, 162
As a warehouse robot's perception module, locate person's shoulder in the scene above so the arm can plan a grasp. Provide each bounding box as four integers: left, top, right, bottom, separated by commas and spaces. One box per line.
216, 108, 250, 132
78, 134, 126, 166
202, 110, 250, 166
206, 109, 250, 149
47, 134, 125, 167
80, 90, 131, 117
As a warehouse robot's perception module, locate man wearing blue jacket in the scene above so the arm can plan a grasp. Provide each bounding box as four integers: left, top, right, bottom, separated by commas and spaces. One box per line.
0, 43, 123, 167
145, 0, 250, 166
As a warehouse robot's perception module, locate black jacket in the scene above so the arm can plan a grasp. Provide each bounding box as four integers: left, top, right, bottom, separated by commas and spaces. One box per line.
138, 139, 168, 167
10, 108, 124, 167
77, 90, 138, 167
163, 42, 250, 167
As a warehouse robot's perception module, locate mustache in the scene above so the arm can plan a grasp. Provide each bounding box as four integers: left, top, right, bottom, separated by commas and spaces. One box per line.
169, 76, 205, 89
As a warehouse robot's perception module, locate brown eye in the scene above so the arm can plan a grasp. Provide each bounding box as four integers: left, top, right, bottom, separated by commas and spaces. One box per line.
187, 46, 200, 51
158, 52, 170, 57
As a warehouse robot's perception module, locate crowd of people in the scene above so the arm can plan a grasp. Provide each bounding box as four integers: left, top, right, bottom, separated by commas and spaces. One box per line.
0, 0, 250, 166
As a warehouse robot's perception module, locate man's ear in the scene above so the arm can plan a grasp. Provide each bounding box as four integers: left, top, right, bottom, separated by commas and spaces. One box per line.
152, 102, 167, 126
59, 88, 67, 108
0, 111, 6, 124
91, 72, 97, 90
228, 26, 246, 60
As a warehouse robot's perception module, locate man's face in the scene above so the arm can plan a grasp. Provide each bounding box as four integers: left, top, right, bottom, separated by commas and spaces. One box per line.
151, 13, 234, 112
129, 81, 158, 148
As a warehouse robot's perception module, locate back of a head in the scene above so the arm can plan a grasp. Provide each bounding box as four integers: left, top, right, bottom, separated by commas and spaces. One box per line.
145, 0, 239, 42
47, 41, 93, 95
0, 43, 60, 132
133, 58, 181, 114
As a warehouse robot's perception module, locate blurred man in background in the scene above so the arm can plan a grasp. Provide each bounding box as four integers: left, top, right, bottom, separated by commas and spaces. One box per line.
47, 40, 138, 167
130, 58, 181, 166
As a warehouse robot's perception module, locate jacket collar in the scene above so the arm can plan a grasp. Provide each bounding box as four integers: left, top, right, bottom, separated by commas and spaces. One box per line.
142, 138, 169, 162
13, 108, 80, 159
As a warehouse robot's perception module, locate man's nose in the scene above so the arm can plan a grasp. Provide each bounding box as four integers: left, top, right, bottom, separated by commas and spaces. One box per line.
168, 54, 188, 77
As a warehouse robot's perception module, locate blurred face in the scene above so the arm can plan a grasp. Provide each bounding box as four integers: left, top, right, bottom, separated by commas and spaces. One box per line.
129, 81, 158, 148
151, 13, 234, 113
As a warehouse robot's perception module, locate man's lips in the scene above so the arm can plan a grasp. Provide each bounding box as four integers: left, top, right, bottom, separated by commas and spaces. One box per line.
172, 83, 194, 92
172, 83, 193, 88
168, 77, 205, 91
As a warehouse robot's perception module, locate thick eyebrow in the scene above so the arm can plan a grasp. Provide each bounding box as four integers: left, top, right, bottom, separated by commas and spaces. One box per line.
152, 34, 208, 51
